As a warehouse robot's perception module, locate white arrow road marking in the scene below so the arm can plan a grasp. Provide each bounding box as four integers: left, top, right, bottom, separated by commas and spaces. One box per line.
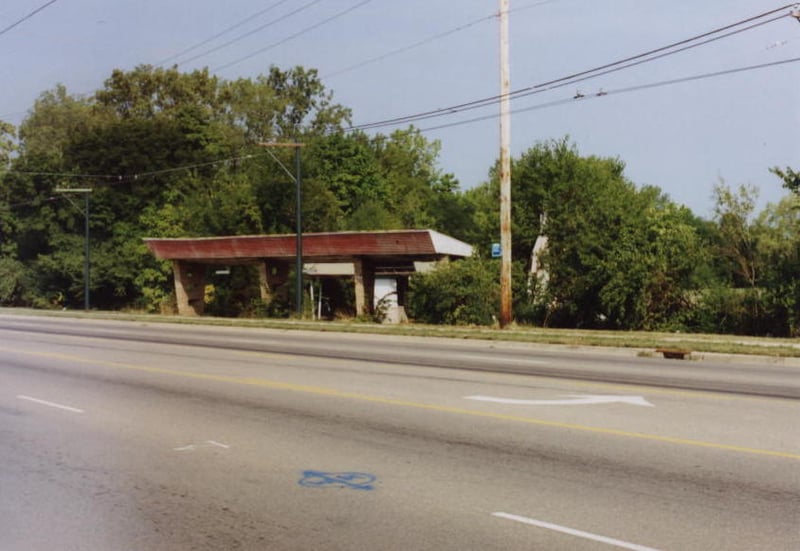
493, 512, 662, 551
465, 394, 654, 407
17, 395, 84, 413
174, 440, 230, 452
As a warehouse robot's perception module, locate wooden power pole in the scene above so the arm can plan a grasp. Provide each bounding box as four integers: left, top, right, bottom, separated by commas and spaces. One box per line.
499, 0, 513, 327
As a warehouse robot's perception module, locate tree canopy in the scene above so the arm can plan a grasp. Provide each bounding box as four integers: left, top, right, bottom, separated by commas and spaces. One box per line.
0, 66, 796, 336
0, 65, 462, 312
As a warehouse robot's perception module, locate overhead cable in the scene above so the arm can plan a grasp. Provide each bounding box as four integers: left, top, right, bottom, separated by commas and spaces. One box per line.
1, 195, 64, 210
117, 153, 260, 181
418, 57, 800, 133
8, 59, 795, 193
176, 0, 326, 67
323, 0, 560, 79
384, 12, 788, 130
5, 170, 119, 180
324, 13, 496, 79
213, 0, 374, 73
0, 0, 59, 39
521, 5, 794, 94
156, 0, 294, 67
350, 4, 797, 132
3, 152, 265, 185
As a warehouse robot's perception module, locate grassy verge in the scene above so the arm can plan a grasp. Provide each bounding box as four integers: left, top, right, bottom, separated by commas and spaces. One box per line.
3, 307, 799, 359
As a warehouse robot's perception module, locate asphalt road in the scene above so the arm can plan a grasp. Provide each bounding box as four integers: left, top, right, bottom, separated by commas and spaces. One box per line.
1, 315, 798, 550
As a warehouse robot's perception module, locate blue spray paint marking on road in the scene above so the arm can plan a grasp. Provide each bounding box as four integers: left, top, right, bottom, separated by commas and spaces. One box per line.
299, 470, 376, 490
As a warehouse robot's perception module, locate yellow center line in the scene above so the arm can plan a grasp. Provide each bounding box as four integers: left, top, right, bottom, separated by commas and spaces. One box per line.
233, 349, 784, 404
5, 345, 799, 460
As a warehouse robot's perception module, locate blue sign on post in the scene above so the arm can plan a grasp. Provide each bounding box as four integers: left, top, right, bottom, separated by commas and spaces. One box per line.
491, 243, 502, 258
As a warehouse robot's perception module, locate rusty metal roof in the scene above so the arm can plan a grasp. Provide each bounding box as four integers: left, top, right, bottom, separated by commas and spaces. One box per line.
144, 230, 473, 264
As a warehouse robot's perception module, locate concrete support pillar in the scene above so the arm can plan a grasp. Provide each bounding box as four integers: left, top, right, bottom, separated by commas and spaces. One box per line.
257, 262, 270, 302
173, 261, 206, 316
396, 276, 409, 307
257, 260, 290, 303
353, 258, 374, 316
394, 275, 410, 323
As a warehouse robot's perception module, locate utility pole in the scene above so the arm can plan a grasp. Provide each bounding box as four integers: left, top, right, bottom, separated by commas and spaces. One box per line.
499, 0, 513, 327
257, 142, 305, 317
54, 187, 92, 310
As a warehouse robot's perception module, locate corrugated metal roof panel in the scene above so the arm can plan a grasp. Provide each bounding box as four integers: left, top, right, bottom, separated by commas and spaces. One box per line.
144, 230, 472, 262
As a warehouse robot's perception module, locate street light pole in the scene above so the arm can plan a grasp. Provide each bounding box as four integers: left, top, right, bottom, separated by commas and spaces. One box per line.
54, 187, 92, 310
83, 190, 89, 311
257, 142, 306, 317
294, 144, 303, 316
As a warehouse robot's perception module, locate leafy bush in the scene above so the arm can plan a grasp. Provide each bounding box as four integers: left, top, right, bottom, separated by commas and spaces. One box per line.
408, 257, 499, 325
0, 256, 26, 305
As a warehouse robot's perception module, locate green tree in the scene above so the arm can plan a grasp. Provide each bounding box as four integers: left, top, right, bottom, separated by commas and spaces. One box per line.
467, 138, 707, 329
754, 194, 800, 336
3, 64, 472, 316
299, 127, 466, 234
220, 66, 351, 141
0, 120, 18, 259
95, 65, 221, 120
712, 182, 761, 288
305, 131, 385, 222
540, 151, 638, 328
0, 120, 15, 168
17, 85, 98, 161
599, 190, 707, 330
462, 180, 499, 255
770, 166, 799, 196
373, 128, 454, 229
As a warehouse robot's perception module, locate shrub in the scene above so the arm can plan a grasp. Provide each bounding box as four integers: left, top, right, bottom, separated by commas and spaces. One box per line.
408, 257, 499, 325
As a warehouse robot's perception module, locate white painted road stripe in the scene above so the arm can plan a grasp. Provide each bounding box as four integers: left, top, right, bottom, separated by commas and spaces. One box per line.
492, 512, 662, 551
451, 354, 547, 365
467, 394, 654, 407
16, 395, 84, 414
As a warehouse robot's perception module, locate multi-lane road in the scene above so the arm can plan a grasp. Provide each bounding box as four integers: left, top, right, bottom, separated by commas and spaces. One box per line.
1, 314, 798, 550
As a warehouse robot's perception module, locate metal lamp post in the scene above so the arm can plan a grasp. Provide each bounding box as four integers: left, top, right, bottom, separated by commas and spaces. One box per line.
257, 142, 306, 316
54, 187, 92, 310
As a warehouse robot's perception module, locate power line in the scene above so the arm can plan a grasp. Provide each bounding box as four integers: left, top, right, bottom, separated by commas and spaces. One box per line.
213, 0, 374, 73
350, 3, 797, 132
156, 0, 295, 67
520, 5, 794, 94
505, 14, 788, 104
323, 0, 560, 80
0, 0, 59, 39
324, 13, 495, 79
115, 153, 261, 181
0, 109, 27, 121
6, 57, 796, 199
1, 195, 64, 210
5, 5, 796, 193
418, 57, 800, 133
5, 171, 119, 180
2, 152, 266, 184
175, 0, 327, 68
353, 6, 792, 130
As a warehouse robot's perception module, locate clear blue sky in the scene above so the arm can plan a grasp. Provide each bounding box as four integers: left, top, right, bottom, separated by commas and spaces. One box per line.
1, 0, 798, 216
